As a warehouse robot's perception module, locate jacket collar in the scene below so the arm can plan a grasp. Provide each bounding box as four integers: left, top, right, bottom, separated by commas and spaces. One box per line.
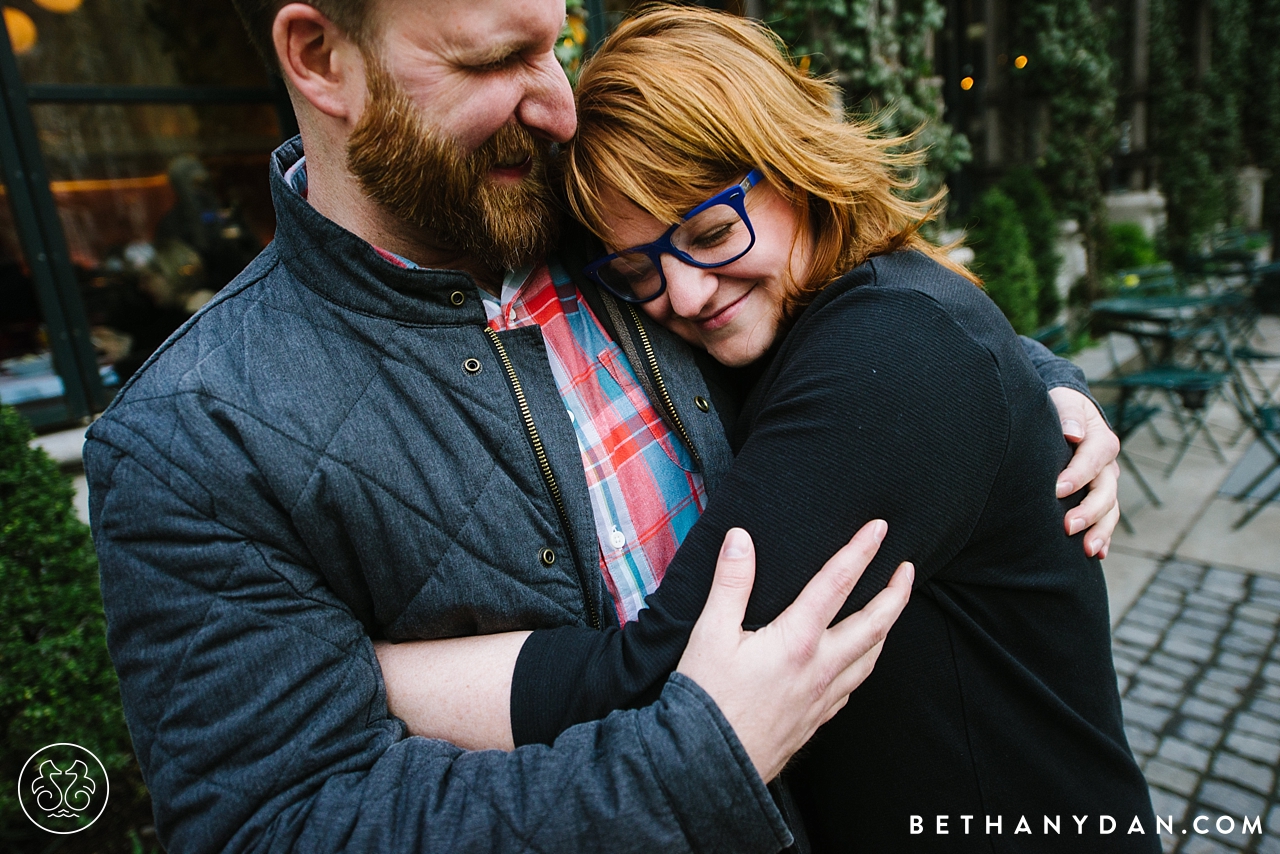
269, 136, 489, 326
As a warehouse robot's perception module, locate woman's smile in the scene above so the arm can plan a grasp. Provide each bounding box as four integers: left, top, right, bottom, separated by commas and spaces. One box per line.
691, 285, 752, 331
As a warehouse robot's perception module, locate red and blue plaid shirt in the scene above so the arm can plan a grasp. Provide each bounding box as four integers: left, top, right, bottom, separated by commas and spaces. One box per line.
482, 266, 706, 623
286, 158, 706, 623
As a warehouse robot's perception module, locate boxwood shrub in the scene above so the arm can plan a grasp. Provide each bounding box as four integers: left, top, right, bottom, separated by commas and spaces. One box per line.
0, 405, 154, 852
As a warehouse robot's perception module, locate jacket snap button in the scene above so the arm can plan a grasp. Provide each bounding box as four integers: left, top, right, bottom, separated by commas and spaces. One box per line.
694, 395, 710, 412
539, 547, 556, 566
449, 290, 466, 306
463, 358, 482, 374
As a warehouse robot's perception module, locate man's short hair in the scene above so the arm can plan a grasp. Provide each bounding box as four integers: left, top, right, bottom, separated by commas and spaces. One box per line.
231, 0, 372, 72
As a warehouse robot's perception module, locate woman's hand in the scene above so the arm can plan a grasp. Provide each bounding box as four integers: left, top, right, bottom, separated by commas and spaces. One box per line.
1048, 387, 1122, 559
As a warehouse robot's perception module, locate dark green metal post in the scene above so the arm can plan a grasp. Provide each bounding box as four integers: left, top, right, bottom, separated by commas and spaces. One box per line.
0, 16, 107, 418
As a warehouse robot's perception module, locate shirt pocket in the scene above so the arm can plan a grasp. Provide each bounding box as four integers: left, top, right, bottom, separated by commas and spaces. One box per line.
597, 345, 699, 473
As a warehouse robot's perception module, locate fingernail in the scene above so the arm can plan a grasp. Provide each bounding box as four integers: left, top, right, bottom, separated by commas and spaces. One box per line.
1062, 419, 1084, 440
1089, 538, 1104, 555
1067, 517, 1085, 536
902, 561, 915, 584
1056, 479, 1073, 497
722, 527, 750, 559
870, 519, 887, 543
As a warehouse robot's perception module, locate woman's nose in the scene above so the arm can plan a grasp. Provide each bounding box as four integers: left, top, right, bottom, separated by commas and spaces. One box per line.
660, 256, 719, 319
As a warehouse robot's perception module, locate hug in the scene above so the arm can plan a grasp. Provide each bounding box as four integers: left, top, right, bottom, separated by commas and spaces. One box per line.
85, 1, 1146, 851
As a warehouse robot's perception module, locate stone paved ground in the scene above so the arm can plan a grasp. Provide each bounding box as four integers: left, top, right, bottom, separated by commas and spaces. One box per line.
1113, 560, 1280, 853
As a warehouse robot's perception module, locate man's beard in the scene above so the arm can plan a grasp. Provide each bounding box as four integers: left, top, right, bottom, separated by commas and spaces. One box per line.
346, 59, 560, 272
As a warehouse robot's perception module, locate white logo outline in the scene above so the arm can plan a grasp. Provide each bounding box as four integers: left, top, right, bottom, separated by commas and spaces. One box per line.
18, 743, 110, 834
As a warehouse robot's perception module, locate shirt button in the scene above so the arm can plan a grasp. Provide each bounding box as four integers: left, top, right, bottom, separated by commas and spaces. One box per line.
694, 395, 710, 412
509, 306, 518, 324
566, 409, 576, 423
610, 527, 626, 549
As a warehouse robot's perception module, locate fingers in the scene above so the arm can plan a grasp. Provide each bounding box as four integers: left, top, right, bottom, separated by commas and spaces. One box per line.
1087, 503, 1119, 559
1048, 386, 1088, 444
779, 519, 888, 641
823, 638, 887, 719
1066, 456, 1120, 541
827, 560, 913, 653
820, 562, 915, 718
696, 528, 757, 637
1065, 455, 1119, 534
1051, 392, 1120, 499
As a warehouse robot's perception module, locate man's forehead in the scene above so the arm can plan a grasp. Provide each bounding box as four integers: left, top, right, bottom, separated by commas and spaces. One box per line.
375, 0, 566, 58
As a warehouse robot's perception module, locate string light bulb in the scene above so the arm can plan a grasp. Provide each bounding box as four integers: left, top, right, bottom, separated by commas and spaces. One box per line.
3, 7, 36, 54
1014, 55, 1029, 69
33, 0, 82, 12
960, 76, 974, 91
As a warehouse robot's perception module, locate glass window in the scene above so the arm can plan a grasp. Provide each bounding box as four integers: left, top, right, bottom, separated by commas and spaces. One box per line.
30, 101, 280, 380
0, 180, 75, 416
10, 0, 270, 87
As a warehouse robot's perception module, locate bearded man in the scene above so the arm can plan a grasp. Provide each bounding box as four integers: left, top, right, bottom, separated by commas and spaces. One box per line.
83, 0, 1121, 851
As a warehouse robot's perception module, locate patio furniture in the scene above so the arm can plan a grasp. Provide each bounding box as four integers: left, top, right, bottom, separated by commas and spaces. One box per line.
1198, 318, 1280, 529
1100, 397, 1163, 534
1094, 367, 1230, 477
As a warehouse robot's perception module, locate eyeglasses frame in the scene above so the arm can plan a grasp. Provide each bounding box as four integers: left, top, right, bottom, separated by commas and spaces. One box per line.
583, 169, 764, 304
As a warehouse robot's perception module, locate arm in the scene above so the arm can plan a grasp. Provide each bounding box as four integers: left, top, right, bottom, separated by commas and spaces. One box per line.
376, 522, 912, 768
513, 286, 1010, 746
86, 428, 794, 854
1020, 336, 1120, 557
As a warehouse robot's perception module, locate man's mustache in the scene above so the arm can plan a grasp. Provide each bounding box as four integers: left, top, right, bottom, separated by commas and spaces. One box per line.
471, 124, 547, 174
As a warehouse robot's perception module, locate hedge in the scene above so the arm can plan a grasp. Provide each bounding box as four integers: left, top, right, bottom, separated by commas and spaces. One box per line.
0, 405, 155, 852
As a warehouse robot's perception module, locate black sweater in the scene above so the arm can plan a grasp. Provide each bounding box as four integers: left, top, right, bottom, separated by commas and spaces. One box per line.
512, 251, 1158, 852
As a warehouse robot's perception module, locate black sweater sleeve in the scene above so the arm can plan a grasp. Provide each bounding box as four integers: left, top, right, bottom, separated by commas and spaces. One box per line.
512, 282, 1014, 746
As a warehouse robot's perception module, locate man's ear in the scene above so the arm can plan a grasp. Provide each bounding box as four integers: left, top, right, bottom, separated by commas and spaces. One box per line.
272, 3, 365, 122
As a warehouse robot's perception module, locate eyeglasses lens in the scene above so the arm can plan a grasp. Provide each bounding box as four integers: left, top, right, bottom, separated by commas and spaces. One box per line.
599, 252, 663, 301
674, 204, 752, 265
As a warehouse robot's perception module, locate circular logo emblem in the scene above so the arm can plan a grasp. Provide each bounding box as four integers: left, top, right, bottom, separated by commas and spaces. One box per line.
17, 743, 110, 834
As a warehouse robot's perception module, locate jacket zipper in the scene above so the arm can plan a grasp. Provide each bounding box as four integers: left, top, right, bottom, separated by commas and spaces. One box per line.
484, 326, 601, 630
626, 305, 704, 470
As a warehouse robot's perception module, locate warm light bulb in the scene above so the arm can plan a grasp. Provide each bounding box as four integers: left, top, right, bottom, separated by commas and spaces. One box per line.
3, 7, 36, 54
960, 76, 974, 91
1014, 55, 1028, 69
33, 0, 82, 12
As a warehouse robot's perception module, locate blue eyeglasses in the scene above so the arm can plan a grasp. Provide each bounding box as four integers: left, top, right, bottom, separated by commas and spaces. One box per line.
584, 169, 764, 304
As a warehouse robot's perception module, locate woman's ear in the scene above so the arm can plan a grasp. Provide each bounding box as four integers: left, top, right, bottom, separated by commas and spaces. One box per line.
272, 3, 366, 122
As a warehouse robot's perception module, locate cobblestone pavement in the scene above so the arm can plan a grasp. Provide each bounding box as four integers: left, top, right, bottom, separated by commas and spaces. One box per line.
1113, 560, 1280, 853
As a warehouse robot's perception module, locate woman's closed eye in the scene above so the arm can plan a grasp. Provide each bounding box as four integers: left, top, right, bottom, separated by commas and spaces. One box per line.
690, 223, 736, 249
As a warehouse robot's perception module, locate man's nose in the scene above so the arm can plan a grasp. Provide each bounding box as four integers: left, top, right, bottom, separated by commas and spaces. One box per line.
661, 256, 719, 319
516, 52, 577, 144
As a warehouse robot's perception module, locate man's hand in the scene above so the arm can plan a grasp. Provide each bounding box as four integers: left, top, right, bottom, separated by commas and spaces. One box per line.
677, 521, 912, 783
1049, 387, 1121, 559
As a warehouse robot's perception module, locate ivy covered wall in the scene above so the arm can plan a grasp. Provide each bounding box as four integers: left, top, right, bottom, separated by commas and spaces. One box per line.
765, 0, 971, 205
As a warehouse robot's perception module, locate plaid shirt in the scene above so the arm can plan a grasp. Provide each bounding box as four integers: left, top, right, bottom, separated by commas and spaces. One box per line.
482, 266, 706, 624
285, 158, 705, 623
